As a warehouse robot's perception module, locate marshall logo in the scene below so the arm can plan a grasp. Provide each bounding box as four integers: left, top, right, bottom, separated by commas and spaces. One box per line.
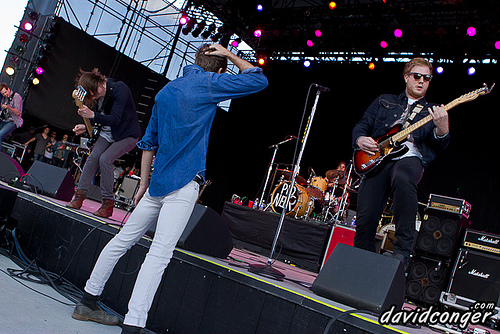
468, 269, 490, 279
479, 235, 500, 245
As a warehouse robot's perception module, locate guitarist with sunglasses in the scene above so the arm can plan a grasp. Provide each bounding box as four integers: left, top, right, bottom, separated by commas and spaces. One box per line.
66, 68, 141, 218
352, 58, 449, 270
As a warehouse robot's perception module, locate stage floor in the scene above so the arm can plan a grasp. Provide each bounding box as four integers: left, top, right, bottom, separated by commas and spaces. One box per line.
2, 181, 498, 334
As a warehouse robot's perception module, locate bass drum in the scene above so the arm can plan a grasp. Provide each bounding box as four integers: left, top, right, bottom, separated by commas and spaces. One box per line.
271, 181, 313, 218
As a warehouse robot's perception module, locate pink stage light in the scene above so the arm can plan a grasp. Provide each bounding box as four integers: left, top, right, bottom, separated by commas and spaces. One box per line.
380, 40, 388, 48
35, 67, 44, 75
495, 41, 500, 50
466, 26, 476, 37
306, 40, 314, 47
254, 29, 262, 38
394, 29, 403, 38
315, 29, 322, 38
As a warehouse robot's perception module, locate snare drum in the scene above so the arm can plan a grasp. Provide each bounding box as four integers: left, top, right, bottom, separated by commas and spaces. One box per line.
271, 181, 314, 218
308, 176, 327, 199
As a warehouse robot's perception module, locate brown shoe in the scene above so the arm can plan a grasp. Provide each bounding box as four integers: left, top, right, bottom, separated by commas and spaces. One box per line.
93, 199, 114, 218
66, 190, 86, 209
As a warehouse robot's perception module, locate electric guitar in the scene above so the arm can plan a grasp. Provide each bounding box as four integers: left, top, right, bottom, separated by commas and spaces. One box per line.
353, 83, 495, 176
1, 95, 14, 122
71, 86, 101, 148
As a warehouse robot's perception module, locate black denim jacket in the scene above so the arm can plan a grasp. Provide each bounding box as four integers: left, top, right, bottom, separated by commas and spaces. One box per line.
352, 92, 450, 167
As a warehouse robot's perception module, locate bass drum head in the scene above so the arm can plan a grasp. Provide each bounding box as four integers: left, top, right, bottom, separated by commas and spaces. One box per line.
271, 181, 313, 218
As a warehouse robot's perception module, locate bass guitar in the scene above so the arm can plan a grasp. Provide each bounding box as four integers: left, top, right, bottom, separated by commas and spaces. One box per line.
353, 83, 494, 176
71, 86, 101, 148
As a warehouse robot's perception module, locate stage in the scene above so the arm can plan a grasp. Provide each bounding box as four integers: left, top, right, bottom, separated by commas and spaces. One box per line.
1, 181, 498, 334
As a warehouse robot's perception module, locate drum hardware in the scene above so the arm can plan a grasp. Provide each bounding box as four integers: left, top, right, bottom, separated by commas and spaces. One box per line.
329, 161, 355, 225
280, 170, 308, 186
259, 136, 297, 209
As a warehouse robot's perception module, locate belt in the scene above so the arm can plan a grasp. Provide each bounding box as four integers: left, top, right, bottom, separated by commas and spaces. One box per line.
193, 174, 204, 186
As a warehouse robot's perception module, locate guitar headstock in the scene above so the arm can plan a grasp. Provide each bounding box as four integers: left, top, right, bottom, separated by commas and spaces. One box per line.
456, 83, 495, 104
71, 85, 87, 107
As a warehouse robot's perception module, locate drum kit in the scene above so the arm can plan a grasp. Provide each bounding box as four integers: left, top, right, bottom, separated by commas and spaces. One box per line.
268, 165, 356, 224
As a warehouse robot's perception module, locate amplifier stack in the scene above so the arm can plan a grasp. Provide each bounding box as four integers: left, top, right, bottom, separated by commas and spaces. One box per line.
406, 194, 471, 307
440, 229, 500, 324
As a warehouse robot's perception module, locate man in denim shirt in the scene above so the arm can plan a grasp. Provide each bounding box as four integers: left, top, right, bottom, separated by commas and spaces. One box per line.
352, 58, 449, 269
72, 44, 268, 333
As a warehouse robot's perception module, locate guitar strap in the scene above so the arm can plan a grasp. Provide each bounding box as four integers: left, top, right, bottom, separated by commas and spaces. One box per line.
402, 103, 423, 129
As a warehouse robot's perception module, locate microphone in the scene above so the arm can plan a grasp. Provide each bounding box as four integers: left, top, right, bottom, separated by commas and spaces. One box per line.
313, 83, 330, 93
286, 135, 298, 140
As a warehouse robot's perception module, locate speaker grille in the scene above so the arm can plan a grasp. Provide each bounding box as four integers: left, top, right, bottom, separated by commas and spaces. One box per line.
414, 211, 470, 259
406, 256, 450, 307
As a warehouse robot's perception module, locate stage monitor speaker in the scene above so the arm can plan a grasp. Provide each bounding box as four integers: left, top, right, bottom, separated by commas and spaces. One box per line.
448, 248, 500, 304
0, 185, 18, 220
405, 255, 451, 307
147, 204, 233, 259
312, 243, 405, 313
414, 210, 471, 259
0, 152, 24, 182
26, 161, 75, 202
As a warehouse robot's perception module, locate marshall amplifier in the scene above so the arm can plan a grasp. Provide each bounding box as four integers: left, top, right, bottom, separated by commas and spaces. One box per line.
446, 248, 500, 304
463, 229, 500, 255
427, 194, 471, 218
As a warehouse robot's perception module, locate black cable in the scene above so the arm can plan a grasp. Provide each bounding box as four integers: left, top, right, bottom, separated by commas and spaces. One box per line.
323, 309, 377, 334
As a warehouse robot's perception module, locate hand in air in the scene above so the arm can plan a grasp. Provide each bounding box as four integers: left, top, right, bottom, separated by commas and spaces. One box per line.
73, 124, 86, 136
429, 104, 449, 136
204, 44, 231, 58
357, 136, 379, 155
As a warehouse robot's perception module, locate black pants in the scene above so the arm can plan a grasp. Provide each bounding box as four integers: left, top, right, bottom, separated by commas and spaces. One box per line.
353, 157, 424, 257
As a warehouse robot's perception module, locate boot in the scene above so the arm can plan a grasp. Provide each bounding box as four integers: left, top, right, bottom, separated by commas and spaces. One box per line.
93, 199, 114, 218
66, 190, 86, 209
72, 291, 119, 325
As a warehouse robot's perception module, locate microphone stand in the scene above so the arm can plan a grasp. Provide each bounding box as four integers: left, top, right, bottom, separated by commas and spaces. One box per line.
259, 136, 295, 207
249, 87, 325, 281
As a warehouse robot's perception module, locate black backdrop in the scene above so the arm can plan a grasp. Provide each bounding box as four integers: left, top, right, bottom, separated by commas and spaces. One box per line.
21, 18, 500, 234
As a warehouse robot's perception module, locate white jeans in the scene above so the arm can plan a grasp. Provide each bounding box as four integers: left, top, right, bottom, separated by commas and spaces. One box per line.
84, 180, 200, 327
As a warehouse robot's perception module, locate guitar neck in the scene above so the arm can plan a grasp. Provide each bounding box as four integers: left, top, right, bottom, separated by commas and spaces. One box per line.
391, 99, 457, 143
74, 98, 94, 135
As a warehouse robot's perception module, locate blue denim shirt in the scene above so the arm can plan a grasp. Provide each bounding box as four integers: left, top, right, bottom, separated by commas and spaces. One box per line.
138, 64, 268, 197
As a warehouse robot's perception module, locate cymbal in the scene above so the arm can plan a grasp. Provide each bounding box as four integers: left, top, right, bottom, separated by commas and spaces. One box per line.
281, 170, 308, 186
325, 169, 343, 181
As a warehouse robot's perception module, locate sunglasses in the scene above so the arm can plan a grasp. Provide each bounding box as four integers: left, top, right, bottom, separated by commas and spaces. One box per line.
409, 72, 432, 82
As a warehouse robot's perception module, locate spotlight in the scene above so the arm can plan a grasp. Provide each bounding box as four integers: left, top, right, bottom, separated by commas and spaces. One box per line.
19, 34, 29, 43
202, 23, 216, 39
467, 67, 475, 75
15, 45, 25, 55
328, 2, 337, 10
436, 66, 444, 74
394, 29, 403, 38
232, 38, 241, 47
303, 60, 311, 68
23, 21, 34, 32
35, 67, 44, 75
256, 4, 263, 11
306, 40, 314, 47
258, 57, 265, 66
368, 62, 375, 70
179, 13, 188, 25
314, 29, 322, 38
11, 56, 20, 64
254, 29, 262, 38
32, 77, 40, 85
5, 67, 15, 76
466, 26, 476, 37
28, 11, 39, 21
495, 41, 500, 50
380, 40, 388, 48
